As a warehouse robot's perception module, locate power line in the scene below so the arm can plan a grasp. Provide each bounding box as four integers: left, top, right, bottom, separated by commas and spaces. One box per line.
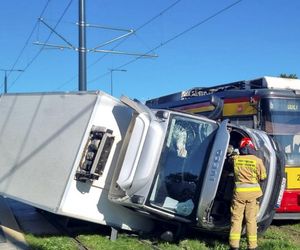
89, 0, 244, 85
0, 0, 51, 91
55, 0, 183, 90
89, 0, 183, 69
8, 0, 51, 77
11, 1, 51, 69
8, 0, 74, 91
160, 0, 244, 49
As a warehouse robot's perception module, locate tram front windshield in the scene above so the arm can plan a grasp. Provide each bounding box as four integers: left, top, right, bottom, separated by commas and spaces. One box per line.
149, 115, 218, 217
261, 98, 300, 165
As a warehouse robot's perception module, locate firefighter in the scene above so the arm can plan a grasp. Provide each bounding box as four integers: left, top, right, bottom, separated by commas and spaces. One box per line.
229, 137, 267, 250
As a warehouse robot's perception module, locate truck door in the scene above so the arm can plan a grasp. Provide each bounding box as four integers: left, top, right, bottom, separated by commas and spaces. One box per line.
196, 125, 285, 233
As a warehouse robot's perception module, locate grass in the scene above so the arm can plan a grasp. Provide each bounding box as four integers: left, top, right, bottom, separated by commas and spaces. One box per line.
77, 234, 152, 250
258, 225, 300, 250
25, 234, 78, 250
24, 221, 300, 250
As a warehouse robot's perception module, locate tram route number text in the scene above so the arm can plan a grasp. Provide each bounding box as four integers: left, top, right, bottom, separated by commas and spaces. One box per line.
287, 104, 298, 110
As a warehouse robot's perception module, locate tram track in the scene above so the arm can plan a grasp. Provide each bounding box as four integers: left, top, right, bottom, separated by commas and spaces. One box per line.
138, 238, 163, 250
38, 210, 94, 250
39, 209, 164, 250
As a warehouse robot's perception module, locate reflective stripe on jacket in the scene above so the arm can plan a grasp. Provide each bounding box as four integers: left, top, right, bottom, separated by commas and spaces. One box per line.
232, 154, 267, 194
235, 183, 261, 192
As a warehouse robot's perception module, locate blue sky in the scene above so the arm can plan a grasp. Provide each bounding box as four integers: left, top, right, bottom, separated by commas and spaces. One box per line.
0, 0, 299, 101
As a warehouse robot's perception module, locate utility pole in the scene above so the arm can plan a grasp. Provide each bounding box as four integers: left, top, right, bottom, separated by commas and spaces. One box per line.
0, 69, 24, 94
78, 0, 87, 91
34, 0, 157, 91
110, 69, 127, 96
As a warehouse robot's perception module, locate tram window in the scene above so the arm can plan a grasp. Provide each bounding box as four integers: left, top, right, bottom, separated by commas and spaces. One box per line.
292, 134, 300, 153
271, 134, 300, 165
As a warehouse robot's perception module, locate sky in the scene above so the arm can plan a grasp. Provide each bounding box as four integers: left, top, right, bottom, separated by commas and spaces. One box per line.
0, 0, 300, 101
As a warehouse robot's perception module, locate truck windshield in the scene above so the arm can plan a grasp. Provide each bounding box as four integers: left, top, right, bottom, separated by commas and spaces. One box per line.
261, 98, 300, 165
149, 114, 218, 217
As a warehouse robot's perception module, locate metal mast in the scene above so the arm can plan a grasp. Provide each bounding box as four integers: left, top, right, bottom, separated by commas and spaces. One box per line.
78, 0, 87, 91
0, 69, 24, 94
34, 0, 157, 92
109, 69, 127, 95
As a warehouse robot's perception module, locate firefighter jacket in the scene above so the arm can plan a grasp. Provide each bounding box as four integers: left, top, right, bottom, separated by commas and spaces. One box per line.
231, 154, 267, 199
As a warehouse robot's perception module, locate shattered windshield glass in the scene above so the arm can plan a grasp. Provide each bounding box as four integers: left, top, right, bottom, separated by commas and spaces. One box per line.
149, 114, 218, 217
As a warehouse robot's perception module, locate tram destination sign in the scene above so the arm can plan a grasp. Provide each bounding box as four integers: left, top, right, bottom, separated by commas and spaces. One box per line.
269, 99, 300, 112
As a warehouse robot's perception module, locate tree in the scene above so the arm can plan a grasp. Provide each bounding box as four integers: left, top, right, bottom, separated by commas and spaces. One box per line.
279, 73, 298, 79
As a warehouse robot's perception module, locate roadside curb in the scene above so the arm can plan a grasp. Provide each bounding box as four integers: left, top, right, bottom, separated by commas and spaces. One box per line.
0, 196, 29, 250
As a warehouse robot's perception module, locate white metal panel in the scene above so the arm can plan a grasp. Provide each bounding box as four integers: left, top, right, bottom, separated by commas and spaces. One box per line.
0, 92, 97, 211
263, 76, 300, 90
117, 113, 150, 190
60, 181, 153, 231
59, 93, 154, 231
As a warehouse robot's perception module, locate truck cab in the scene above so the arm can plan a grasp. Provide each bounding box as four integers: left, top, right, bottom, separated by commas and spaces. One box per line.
109, 96, 285, 233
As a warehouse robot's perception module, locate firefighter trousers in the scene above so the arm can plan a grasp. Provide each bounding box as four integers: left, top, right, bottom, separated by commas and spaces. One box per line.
229, 196, 258, 249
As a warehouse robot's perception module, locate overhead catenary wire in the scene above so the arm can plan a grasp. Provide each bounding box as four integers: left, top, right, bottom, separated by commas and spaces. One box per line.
8, 0, 51, 77
88, 0, 244, 85
89, 0, 183, 67
0, 0, 51, 91
55, 0, 183, 90
8, 0, 74, 91
6, 0, 243, 92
